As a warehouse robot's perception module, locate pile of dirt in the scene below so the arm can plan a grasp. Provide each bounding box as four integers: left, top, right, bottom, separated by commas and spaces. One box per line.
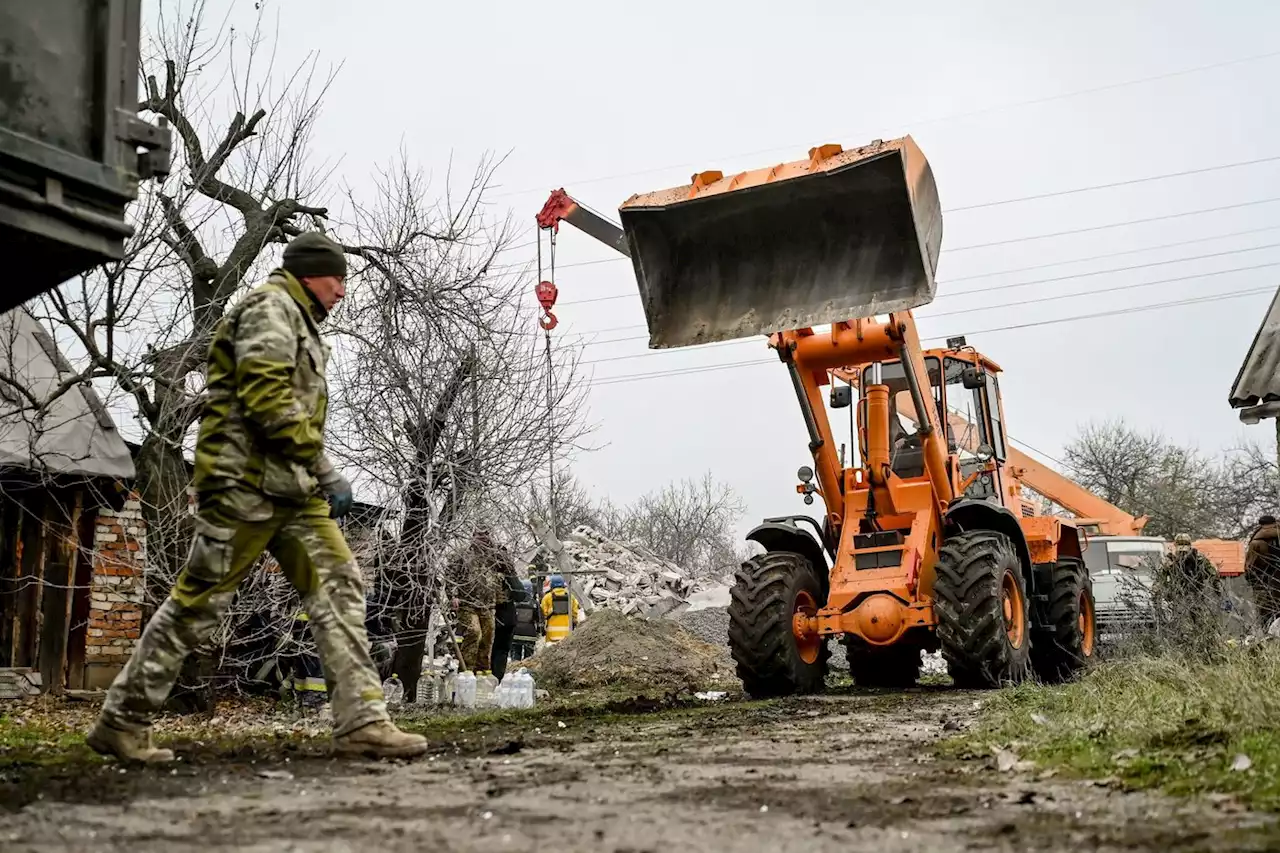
524, 609, 735, 692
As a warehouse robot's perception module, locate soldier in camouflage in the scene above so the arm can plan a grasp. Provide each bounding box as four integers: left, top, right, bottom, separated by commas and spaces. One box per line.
87, 232, 428, 762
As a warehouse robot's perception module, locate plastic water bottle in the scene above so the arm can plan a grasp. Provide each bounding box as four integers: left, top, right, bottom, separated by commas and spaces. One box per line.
476, 671, 498, 707
420, 670, 440, 706
496, 673, 518, 708
520, 669, 536, 709
455, 671, 477, 708
383, 674, 404, 709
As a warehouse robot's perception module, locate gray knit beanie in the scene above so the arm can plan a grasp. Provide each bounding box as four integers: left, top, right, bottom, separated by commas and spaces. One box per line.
282, 232, 347, 278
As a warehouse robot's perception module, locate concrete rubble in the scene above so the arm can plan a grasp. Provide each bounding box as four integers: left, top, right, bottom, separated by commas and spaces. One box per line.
549, 525, 728, 619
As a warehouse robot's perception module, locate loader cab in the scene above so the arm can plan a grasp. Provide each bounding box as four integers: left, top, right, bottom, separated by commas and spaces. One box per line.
939, 350, 1010, 503
848, 344, 1011, 503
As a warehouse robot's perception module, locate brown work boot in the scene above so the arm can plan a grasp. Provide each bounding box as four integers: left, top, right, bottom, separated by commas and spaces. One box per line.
333, 720, 429, 759
85, 717, 175, 764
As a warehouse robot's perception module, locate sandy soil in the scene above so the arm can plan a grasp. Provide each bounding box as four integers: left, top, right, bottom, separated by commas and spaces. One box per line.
2, 688, 1276, 852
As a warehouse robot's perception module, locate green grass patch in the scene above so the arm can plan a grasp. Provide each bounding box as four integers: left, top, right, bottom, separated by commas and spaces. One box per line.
947, 644, 1280, 810
0, 714, 95, 768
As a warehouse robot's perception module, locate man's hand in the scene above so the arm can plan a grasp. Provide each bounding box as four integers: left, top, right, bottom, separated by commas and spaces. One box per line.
316, 466, 353, 519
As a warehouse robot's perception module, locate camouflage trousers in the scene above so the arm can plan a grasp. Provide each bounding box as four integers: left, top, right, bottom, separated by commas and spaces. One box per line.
100, 487, 388, 737
457, 608, 495, 673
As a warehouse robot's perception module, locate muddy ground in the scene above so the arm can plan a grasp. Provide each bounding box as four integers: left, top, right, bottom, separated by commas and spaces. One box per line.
2, 687, 1276, 852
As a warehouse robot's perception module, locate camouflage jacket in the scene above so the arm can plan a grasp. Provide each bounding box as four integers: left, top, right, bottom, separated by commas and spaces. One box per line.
192, 269, 336, 500
447, 540, 515, 612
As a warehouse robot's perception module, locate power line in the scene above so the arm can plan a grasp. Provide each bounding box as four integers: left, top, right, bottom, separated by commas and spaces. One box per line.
551, 195, 1280, 306
581, 261, 1279, 360
944, 222, 1280, 283
532, 217, 1280, 283
585, 285, 1274, 387
572, 242, 1280, 348
947, 195, 1280, 253
947, 153, 1280, 213
492, 48, 1280, 201
506, 189, 1280, 280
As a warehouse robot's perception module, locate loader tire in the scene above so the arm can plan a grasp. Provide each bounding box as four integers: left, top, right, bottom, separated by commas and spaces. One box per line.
843, 637, 922, 688
933, 530, 1031, 688
728, 552, 829, 698
1031, 558, 1097, 683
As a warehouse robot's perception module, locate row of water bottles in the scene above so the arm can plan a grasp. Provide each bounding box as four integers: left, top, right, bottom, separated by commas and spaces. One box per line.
382, 658, 536, 711
450, 668, 537, 709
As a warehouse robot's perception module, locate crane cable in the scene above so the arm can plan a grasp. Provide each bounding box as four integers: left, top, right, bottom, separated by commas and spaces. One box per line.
536, 225, 560, 536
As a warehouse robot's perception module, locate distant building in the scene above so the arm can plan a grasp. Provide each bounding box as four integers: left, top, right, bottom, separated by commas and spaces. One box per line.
0, 309, 145, 692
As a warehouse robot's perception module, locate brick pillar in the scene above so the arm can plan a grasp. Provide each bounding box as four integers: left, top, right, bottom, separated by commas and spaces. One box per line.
83, 496, 148, 689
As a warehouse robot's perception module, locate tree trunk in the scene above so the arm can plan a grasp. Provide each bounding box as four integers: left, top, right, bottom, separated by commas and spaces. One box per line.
135, 432, 194, 611
135, 361, 214, 713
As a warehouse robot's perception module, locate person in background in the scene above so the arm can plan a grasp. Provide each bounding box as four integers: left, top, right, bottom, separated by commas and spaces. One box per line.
509, 579, 540, 662
1246, 515, 1280, 631
490, 552, 529, 680
540, 575, 580, 644
288, 606, 328, 712
1156, 534, 1224, 642
448, 529, 500, 673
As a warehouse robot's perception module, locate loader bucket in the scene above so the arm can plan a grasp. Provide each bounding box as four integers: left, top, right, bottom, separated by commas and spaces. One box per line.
617, 136, 943, 348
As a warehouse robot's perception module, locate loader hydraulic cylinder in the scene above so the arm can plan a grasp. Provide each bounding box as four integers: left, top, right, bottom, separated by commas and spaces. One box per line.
865, 385, 891, 485
788, 360, 824, 453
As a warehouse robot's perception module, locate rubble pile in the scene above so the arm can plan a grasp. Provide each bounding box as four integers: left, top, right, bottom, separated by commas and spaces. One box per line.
556, 526, 725, 618
525, 609, 735, 692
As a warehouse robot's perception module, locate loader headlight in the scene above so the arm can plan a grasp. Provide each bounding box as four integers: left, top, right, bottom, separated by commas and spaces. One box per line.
797, 466, 814, 483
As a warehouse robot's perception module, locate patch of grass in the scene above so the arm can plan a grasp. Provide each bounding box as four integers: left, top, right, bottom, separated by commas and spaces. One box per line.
0, 715, 95, 768
947, 644, 1280, 810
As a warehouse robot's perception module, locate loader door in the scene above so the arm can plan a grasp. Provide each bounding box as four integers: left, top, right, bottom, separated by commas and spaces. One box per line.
943, 357, 1004, 502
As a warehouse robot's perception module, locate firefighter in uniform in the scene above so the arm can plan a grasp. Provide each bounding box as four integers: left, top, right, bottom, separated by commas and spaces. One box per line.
289, 608, 327, 710
540, 575, 580, 644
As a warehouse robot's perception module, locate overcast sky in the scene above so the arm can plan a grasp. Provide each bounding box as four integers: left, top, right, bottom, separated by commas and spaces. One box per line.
197, 0, 1280, 532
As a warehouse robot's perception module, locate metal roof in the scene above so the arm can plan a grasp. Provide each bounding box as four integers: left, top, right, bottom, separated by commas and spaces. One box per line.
1229, 284, 1280, 409
0, 309, 135, 480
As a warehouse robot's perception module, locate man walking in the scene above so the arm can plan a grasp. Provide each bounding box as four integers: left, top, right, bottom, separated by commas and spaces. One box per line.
87, 233, 427, 762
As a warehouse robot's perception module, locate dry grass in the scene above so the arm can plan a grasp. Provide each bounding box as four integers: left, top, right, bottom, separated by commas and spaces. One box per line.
951, 643, 1280, 809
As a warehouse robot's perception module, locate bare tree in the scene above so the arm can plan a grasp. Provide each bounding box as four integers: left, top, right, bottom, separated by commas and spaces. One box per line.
1066, 418, 1241, 539
321, 154, 592, 694
605, 473, 748, 579
1220, 437, 1280, 538
18, 3, 351, 612
518, 469, 613, 545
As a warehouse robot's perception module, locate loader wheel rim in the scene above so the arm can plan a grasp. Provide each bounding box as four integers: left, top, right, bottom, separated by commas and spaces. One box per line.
1079, 590, 1096, 657
792, 590, 821, 665
1001, 570, 1026, 648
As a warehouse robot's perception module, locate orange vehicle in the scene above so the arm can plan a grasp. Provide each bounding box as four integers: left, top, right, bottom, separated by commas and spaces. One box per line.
537, 136, 1095, 694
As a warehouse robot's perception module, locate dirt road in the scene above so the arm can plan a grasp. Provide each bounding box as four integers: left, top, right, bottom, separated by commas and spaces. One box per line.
2, 688, 1276, 852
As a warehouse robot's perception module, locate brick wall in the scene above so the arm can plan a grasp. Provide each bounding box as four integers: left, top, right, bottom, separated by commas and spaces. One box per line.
84, 497, 147, 686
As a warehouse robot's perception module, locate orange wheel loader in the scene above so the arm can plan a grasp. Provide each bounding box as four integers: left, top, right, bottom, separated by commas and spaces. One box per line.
536, 136, 1096, 695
